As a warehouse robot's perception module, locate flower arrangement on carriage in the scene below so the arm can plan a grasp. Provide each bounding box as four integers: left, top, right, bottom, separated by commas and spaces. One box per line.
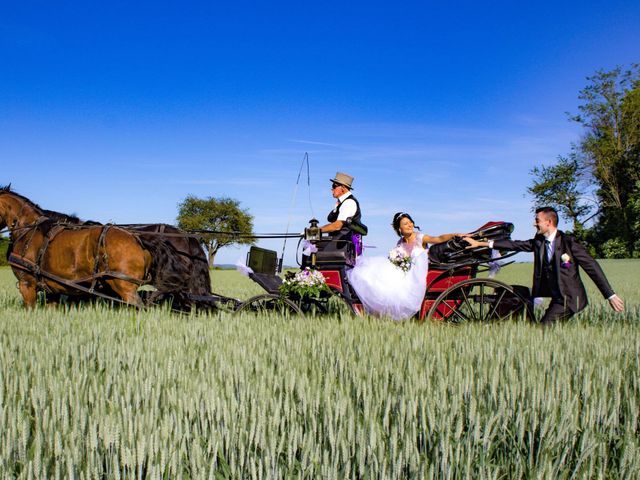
279, 267, 332, 301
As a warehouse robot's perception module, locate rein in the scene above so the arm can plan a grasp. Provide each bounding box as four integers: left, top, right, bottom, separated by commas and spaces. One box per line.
1, 223, 303, 240
3, 215, 149, 291
7, 254, 144, 307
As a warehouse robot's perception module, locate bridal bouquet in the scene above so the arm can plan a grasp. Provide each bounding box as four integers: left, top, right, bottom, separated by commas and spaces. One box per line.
280, 267, 331, 300
388, 247, 412, 272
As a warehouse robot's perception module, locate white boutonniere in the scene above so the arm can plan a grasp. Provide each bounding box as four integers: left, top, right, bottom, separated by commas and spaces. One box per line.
560, 253, 571, 268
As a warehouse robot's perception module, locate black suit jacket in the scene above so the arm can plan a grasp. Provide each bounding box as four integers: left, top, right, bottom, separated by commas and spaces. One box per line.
494, 231, 614, 313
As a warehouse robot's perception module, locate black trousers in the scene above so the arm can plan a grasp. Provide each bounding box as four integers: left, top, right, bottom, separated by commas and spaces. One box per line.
540, 297, 574, 325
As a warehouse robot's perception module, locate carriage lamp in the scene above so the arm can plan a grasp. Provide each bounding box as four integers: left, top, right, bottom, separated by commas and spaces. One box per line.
305, 218, 321, 241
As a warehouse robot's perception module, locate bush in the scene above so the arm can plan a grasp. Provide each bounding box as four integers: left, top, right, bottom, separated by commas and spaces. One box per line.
601, 238, 629, 259
0, 237, 9, 266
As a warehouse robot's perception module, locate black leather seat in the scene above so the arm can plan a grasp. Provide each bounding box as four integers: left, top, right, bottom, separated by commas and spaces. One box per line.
428, 222, 514, 267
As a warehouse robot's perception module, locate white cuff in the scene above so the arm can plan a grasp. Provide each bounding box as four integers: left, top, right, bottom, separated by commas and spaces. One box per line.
607, 294, 617, 301
488, 240, 494, 249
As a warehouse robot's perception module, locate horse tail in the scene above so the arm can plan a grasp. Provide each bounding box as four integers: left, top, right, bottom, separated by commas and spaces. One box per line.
135, 234, 193, 308
130, 225, 211, 296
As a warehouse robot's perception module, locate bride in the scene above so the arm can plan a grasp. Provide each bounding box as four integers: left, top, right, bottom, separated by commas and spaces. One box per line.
346, 212, 462, 321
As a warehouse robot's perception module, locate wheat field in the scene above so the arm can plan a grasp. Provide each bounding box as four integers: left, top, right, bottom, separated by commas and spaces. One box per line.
0, 261, 638, 478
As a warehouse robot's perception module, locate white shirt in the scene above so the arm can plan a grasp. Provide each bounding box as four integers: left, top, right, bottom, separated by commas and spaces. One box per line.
544, 230, 557, 244
334, 192, 357, 222
544, 230, 557, 259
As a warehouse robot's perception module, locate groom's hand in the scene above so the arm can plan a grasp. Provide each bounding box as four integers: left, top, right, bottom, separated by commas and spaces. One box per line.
462, 237, 479, 249
608, 294, 624, 312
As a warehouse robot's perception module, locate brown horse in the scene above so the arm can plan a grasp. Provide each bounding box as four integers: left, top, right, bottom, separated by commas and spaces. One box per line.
0, 186, 155, 307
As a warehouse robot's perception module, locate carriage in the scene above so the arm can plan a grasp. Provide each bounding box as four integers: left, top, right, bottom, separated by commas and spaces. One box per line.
1, 186, 533, 322
238, 218, 534, 322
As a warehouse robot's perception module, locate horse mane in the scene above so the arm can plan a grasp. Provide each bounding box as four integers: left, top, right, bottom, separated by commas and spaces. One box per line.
0, 184, 44, 214
42, 209, 98, 225
0, 185, 99, 225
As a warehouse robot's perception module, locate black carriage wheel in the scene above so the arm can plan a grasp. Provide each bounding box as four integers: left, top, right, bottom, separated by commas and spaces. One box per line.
426, 278, 532, 323
235, 294, 304, 316
212, 297, 243, 313
295, 291, 355, 316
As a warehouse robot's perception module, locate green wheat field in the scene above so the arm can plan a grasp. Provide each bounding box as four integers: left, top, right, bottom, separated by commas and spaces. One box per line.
1, 261, 639, 478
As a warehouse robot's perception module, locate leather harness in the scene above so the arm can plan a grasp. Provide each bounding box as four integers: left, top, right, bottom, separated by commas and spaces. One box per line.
7, 220, 150, 303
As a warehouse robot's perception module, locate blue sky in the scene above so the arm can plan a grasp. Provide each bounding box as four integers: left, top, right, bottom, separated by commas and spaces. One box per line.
2, 1, 639, 265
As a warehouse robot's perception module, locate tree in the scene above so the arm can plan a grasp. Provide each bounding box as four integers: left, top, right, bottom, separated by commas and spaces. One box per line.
573, 65, 640, 256
177, 196, 255, 268
529, 64, 640, 257
528, 154, 593, 239
0, 236, 9, 267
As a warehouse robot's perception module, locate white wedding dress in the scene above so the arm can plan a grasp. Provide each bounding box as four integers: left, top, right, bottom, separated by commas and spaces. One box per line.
346, 233, 429, 321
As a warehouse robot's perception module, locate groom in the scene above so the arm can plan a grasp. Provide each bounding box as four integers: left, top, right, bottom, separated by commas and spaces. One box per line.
464, 207, 624, 324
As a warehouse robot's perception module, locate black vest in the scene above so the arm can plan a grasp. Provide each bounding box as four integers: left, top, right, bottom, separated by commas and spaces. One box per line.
540, 249, 561, 297
327, 194, 361, 239
327, 194, 361, 223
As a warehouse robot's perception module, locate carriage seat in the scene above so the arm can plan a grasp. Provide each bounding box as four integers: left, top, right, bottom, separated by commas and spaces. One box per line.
301, 217, 367, 269
250, 273, 283, 294
428, 221, 514, 267
246, 246, 283, 293
313, 238, 356, 267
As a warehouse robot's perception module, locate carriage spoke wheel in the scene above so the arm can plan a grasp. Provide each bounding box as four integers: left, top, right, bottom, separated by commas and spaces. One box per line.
235, 294, 304, 317
296, 292, 354, 316
427, 278, 531, 323
210, 297, 242, 314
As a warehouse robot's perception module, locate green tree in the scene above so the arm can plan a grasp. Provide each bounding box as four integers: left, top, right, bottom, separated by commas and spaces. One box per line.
630, 180, 640, 257
177, 196, 255, 268
573, 65, 640, 256
530, 64, 640, 257
0, 236, 9, 267
528, 154, 593, 239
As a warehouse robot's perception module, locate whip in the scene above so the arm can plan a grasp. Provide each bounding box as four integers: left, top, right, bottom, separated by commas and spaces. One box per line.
279, 152, 314, 272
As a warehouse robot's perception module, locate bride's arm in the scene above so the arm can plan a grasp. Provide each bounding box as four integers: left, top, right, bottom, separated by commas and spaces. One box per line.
421, 232, 464, 247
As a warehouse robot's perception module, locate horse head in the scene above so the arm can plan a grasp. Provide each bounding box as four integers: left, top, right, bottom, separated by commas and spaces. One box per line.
0, 185, 12, 229
0, 185, 45, 232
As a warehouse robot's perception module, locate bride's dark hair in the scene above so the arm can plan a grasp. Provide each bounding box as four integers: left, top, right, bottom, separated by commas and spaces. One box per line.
392, 212, 419, 236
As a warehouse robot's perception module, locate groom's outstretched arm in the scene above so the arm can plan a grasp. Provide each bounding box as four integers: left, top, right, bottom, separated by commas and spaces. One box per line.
463, 237, 535, 253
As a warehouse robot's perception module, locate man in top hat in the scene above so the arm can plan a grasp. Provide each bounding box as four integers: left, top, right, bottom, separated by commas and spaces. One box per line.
320, 172, 362, 239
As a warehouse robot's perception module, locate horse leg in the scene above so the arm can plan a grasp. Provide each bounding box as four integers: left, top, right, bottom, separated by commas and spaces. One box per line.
43, 293, 60, 308
18, 278, 61, 308
100, 228, 152, 308
17, 277, 38, 308
105, 279, 145, 308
